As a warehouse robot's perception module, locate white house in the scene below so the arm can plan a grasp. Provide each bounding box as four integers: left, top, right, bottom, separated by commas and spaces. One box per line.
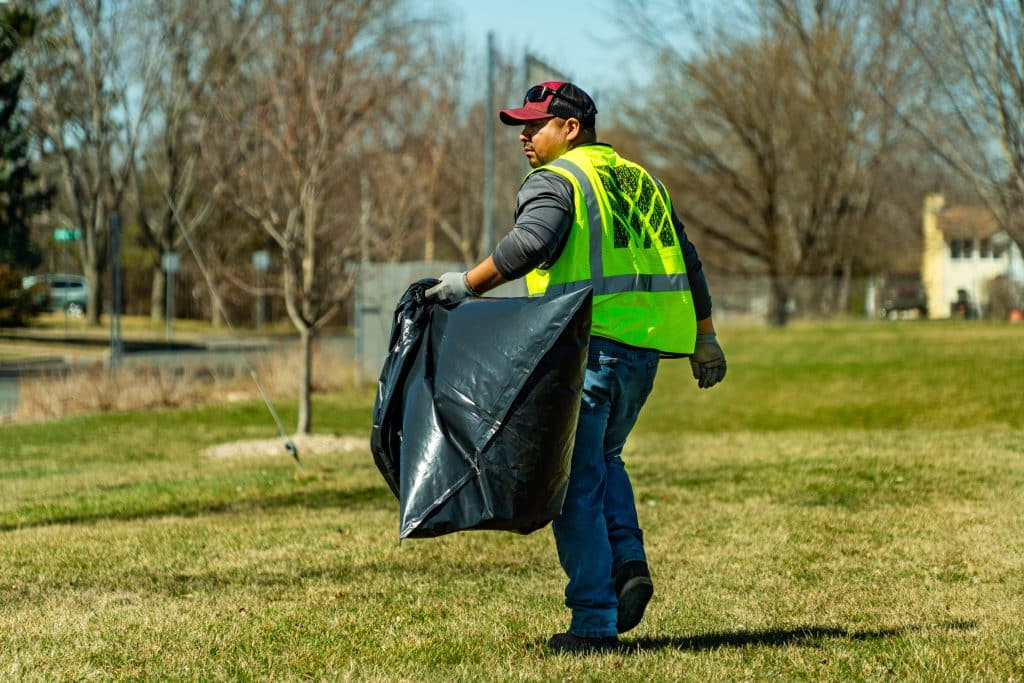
921, 194, 1024, 318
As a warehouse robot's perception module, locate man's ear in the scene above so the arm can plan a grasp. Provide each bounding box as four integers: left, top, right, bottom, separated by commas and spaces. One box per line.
564, 117, 581, 141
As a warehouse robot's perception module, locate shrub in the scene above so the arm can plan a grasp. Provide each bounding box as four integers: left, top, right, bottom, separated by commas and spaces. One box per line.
0, 263, 42, 326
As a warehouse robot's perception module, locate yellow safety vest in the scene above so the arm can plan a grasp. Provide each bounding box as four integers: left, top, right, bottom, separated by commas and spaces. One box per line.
524, 145, 697, 354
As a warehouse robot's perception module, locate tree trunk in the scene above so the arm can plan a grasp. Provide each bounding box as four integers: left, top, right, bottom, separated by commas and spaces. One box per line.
768, 274, 790, 327
211, 295, 223, 327
296, 325, 314, 435
83, 211, 106, 327
151, 267, 166, 321
85, 263, 103, 326
201, 252, 223, 327
834, 261, 852, 317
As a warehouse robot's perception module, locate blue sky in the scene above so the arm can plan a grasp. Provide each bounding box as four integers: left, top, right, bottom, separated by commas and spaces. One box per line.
430, 0, 649, 96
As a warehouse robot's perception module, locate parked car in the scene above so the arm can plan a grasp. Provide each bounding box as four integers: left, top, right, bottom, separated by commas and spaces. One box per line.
21, 273, 89, 316
880, 275, 928, 319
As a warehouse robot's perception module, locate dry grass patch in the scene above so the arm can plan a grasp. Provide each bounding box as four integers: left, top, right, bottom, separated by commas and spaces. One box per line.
10, 344, 358, 423
202, 434, 366, 458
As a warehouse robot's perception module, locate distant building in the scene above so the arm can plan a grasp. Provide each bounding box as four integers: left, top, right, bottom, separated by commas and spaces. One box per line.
921, 194, 1024, 318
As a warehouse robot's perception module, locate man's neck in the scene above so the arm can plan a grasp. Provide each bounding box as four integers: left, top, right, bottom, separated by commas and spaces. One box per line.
567, 141, 608, 151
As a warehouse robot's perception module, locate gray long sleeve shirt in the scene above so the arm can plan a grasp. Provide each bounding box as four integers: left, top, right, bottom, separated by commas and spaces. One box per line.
491, 149, 713, 321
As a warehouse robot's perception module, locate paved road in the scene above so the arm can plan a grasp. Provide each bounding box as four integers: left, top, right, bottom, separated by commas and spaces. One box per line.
0, 334, 355, 418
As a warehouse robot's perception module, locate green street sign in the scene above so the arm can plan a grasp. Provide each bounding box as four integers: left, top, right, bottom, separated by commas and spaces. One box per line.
54, 227, 81, 242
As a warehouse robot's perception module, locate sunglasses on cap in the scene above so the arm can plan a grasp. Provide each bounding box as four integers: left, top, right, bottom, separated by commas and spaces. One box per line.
524, 85, 580, 108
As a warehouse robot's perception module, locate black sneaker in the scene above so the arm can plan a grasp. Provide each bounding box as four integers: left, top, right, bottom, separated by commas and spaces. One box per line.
615, 560, 653, 633
547, 631, 620, 654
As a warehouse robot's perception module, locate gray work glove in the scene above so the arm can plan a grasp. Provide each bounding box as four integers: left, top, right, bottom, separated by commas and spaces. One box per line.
427, 271, 476, 306
690, 332, 727, 389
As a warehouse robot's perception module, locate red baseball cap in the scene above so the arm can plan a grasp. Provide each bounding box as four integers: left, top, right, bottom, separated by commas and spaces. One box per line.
499, 81, 598, 126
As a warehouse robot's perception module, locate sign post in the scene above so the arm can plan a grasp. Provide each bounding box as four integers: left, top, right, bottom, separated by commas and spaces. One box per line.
252, 250, 270, 331
161, 251, 180, 341
109, 215, 123, 366
53, 227, 81, 334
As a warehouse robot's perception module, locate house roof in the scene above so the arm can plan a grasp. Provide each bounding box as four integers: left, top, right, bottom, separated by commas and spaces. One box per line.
936, 205, 1002, 239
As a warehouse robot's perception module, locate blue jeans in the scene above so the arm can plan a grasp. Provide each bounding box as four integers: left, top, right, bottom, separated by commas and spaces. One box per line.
552, 336, 659, 637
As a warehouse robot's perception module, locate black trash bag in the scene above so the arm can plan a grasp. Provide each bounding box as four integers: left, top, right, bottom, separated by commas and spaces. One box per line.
371, 281, 592, 539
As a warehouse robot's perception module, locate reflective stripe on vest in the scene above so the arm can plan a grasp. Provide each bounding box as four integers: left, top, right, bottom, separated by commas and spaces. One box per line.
544, 273, 692, 297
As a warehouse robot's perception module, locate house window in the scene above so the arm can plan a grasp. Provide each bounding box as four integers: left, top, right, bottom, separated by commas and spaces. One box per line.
979, 238, 991, 257
950, 240, 962, 258
962, 239, 974, 258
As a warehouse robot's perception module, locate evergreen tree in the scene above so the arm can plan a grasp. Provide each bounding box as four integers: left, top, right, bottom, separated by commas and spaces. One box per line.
0, 8, 49, 325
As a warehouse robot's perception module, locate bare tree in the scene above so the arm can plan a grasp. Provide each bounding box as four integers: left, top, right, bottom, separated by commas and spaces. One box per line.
422, 53, 525, 264
212, 0, 439, 434
357, 43, 526, 267
23, 0, 156, 325
355, 47, 468, 264
618, 0, 918, 323
882, 0, 1024, 254
131, 0, 255, 324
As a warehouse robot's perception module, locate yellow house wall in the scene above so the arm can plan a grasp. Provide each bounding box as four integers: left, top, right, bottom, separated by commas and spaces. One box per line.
921, 194, 946, 319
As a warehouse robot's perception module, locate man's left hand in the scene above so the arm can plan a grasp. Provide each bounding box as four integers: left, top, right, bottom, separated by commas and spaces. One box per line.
690, 332, 727, 389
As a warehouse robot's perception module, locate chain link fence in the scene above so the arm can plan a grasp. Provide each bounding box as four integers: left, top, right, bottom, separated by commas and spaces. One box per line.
352, 261, 527, 381
694, 274, 883, 324
354, 268, 1023, 380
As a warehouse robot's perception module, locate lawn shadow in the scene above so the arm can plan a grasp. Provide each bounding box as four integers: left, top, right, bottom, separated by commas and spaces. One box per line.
625, 621, 977, 652
0, 484, 391, 532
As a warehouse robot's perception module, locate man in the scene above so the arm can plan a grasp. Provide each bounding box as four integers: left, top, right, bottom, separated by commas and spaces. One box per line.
430, 81, 727, 653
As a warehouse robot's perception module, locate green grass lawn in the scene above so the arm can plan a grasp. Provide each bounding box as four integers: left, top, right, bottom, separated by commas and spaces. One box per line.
1, 320, 1022, 680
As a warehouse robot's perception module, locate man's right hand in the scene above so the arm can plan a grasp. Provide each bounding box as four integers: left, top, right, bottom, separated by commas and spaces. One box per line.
427, 271, 475, 306
690, 332, 727, 389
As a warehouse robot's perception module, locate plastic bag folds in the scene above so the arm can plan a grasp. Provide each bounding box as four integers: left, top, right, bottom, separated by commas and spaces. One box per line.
371, 281, 592, 539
